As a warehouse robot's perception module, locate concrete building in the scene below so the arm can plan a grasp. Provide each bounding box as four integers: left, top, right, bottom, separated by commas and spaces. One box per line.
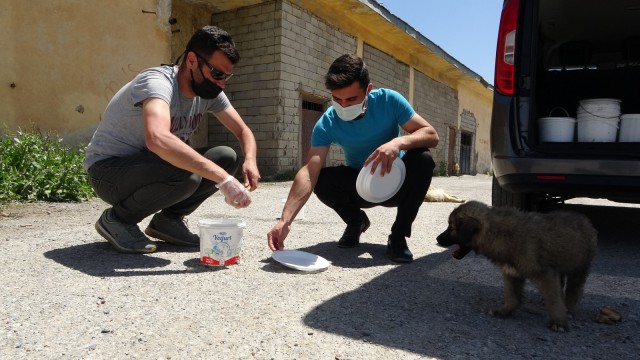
1, 0, 494, 177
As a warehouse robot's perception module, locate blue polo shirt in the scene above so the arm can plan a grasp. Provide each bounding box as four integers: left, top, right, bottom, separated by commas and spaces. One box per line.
311, 88, 415, 168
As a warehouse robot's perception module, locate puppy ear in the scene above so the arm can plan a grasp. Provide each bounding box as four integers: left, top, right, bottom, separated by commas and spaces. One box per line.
457, 216, 480, 244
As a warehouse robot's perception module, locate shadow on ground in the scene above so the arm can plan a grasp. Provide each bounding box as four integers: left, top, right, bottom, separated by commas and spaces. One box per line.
43, 242, 217, 277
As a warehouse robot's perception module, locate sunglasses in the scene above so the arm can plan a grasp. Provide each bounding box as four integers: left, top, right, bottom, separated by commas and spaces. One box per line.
192, 51, 234, 81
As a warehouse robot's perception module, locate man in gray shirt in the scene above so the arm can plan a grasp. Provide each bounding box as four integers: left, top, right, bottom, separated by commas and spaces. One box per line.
84, 26, 260, 254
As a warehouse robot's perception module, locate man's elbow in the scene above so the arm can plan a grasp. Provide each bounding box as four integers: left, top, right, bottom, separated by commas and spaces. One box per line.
145, 134, 165, 153
428, 130, 440, 148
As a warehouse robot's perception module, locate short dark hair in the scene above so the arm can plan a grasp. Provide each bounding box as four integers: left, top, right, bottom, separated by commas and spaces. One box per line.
185, 25, 240, 64
324, 54, 369, 90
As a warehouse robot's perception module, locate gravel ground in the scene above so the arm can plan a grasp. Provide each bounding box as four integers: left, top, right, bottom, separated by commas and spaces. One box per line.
1, 174, 640, 359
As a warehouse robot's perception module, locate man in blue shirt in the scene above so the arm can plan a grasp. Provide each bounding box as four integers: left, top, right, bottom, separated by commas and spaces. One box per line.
267, 54, 439, 263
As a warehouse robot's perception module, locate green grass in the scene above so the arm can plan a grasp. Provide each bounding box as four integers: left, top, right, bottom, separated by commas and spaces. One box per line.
435, 161, 448, 177
0, 130, 94, 203
270, 169, 297, 182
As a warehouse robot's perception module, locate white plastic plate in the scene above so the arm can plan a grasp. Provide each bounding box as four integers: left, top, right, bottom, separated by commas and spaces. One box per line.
271, 250, 331, 271
356, 157, 406, 203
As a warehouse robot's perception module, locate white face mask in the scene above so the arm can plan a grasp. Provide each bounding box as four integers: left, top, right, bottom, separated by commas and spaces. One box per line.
332, 95, 368, 121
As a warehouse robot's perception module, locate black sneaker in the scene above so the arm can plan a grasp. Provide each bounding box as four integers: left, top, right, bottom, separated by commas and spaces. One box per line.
144, 213, 199, 246
337, 213, 371, 248
95, 209, 157, 254
387, 234, 413, 263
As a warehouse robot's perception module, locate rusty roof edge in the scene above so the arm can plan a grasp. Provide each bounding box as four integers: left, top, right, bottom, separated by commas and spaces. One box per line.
361, 0, 493, 90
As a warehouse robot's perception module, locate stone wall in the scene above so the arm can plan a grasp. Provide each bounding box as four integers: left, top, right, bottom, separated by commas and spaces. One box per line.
412, 69, 458, 167
363, 44, 410, 98
210, 0, 354, 176
203, 0, 461, 178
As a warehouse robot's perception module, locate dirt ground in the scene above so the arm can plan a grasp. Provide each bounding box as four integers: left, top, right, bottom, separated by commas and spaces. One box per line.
2, 174, 640, 359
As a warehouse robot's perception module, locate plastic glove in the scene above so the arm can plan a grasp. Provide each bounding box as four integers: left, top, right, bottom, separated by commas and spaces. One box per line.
216, 175, 252, 208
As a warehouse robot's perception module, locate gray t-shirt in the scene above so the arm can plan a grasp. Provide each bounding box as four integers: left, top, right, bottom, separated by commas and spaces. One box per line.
84, 65, 230, 170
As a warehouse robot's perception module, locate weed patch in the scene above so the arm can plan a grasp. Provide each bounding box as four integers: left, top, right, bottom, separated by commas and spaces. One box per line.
0, 130, 94, 202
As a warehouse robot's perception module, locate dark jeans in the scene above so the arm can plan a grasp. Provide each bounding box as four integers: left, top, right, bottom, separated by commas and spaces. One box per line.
314, 148, 435, 238
87, 146, 239, 224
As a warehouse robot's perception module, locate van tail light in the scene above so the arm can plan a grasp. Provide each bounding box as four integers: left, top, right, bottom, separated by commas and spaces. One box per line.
495, 0, 520, 95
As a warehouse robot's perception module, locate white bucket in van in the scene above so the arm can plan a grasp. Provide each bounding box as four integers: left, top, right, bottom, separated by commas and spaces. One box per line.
577, 98, 620, 142
538, 117, 576, 142
199, 219, 246, 266
537, 107, 575, 142
577, 118, 619, 142
619, 114, 640, 142
578, 98, 621, 115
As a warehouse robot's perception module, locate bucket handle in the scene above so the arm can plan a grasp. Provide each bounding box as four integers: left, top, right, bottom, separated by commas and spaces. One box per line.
577, 102, 621, 120
549, 106, 571, 117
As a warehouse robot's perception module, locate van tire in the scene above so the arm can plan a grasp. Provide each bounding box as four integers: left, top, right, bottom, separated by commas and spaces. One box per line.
492, 176, 535, 210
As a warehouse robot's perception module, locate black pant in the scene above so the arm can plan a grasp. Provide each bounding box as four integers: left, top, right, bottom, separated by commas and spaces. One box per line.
314, 148, 435, 238
87, 146, 239, 224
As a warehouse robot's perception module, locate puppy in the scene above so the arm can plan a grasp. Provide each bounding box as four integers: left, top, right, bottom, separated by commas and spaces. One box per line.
436, 201, 598, 332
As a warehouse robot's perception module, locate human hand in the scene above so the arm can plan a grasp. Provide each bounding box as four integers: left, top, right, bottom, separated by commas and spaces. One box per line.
267, 221, 290, 251
242, 161, 261, 192
217, 175, 252, 208
364, 141, 400, 176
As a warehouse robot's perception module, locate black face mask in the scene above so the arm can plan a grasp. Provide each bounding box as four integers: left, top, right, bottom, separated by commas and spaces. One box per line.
190, 67, 222, 99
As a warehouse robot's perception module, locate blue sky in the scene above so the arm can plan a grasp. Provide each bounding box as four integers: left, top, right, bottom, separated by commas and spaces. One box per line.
378, 0, 504, 84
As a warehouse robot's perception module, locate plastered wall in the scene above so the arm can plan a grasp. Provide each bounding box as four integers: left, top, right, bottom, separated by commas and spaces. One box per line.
0, 0, 172, 144
458, 86, 493, 174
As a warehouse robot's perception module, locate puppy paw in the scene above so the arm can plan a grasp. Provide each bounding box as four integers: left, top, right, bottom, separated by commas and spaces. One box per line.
548, 321, 569, 332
